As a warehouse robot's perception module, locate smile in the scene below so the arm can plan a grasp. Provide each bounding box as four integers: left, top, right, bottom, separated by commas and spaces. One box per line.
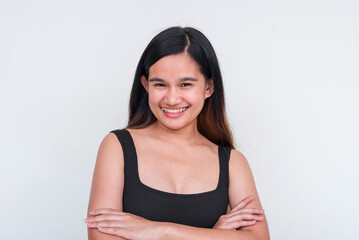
161, 107, 189, 114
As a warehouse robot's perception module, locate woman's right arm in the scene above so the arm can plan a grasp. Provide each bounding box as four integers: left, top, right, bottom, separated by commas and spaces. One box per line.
87, 133, 126, 240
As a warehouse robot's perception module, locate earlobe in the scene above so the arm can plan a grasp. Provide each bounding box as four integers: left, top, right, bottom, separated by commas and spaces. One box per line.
205, 79, 214, 98
141, 75, 149, 92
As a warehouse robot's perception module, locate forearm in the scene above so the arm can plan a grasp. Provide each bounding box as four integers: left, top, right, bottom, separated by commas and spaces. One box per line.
88, 228, 126, 240
162, 222, 269, 240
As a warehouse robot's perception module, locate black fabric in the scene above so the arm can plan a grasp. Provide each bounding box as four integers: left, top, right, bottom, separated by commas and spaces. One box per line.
110, 129, 232, 228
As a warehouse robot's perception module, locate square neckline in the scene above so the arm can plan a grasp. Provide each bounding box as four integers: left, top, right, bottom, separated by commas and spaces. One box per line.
124, 129, 223, 198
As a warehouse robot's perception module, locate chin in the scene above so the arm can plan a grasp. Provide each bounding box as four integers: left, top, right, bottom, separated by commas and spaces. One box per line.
160, 122, 187, 131
155, 118, 193, 131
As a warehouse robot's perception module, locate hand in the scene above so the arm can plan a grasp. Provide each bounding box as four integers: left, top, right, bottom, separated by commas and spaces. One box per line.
213, 195, 264, 230
85, 208, 162, 240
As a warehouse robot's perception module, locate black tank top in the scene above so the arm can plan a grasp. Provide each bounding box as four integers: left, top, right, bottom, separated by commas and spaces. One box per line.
110, 129, 232, 228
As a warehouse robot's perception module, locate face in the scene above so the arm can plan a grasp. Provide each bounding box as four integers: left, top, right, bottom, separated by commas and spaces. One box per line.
141, 52, 214, 131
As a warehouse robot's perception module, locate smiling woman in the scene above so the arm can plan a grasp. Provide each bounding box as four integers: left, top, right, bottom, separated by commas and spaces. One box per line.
142, 52, 213, 130
86, 26, 270, 240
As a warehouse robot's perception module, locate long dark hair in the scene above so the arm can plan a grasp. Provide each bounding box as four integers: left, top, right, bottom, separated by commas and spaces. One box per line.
126, 26, 234, 148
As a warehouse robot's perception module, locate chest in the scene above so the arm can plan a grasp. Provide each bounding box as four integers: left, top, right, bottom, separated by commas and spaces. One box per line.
122, 146, 228, 228
136, 145, 219, 195
111, 129, 230, 228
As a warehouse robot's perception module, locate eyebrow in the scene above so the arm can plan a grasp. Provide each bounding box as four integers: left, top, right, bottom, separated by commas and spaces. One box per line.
149, 77, 198, 82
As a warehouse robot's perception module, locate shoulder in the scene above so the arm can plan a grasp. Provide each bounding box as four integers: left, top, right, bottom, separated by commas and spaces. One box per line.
87, 131, 125, 215
228, 149, 253, 182
226, 149, 253, 186
103, 130, 122, 145
228, 149, 250, 170
227, 149, 259, 208
98, 131, 124, 158
93, 131, 126, 176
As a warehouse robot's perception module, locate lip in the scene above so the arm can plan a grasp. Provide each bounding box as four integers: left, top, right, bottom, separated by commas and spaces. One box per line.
161, 106, 189, 118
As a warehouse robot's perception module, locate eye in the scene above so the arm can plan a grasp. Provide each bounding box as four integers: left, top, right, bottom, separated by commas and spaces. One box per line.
180, 83, 192, 87
154, 83, 166, 87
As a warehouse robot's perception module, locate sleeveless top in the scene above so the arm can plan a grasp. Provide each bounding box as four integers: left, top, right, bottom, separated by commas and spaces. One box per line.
110, 129, 232, 228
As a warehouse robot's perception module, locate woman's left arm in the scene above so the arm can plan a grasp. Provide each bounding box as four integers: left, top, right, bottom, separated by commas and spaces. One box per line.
162, 149, 270, 240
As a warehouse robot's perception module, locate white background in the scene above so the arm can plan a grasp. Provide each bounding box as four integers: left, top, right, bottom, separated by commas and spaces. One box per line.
1, 0, 358, 239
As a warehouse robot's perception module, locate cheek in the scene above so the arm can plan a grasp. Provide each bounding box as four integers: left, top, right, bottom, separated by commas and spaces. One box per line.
148, 91, 163, 105
186, 88, 207, 102
181, 93, 206, 110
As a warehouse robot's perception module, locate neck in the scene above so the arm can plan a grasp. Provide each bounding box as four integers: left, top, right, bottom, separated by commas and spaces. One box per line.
148, 121, 201, 145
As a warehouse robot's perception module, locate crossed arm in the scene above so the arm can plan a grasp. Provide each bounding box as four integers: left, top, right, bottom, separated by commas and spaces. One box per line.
86, 133, 270, 240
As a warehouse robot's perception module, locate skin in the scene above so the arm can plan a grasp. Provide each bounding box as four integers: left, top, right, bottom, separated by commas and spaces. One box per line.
86, 52, 270, 239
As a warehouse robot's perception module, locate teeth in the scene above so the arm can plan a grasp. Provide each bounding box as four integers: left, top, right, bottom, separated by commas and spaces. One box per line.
161, 107, 188, 113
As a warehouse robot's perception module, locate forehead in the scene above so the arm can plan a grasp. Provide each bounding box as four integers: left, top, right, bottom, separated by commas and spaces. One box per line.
149, 52, 203, 79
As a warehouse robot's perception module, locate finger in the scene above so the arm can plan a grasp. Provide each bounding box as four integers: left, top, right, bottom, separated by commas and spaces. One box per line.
89, 208, 125, 216
231, 195, 254, 211
86, 214, 125, 223
226, 213, 265, 222
87, 220, 127, 229
97, 226, 130, 238
230, 220, 257, 229
217, 219, 257, 230
227, 208, 264, 217
86, 220, 99, 228
97, 220, 127, 228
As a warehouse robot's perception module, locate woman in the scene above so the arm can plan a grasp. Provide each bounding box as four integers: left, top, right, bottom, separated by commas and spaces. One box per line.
85, 26, 270, 240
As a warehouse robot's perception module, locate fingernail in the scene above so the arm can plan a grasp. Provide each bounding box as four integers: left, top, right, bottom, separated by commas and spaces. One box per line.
83, 218, 88, 223
89, 211, 94, 215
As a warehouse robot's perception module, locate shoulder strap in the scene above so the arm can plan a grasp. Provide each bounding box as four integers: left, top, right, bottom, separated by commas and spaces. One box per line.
109, 129, 138, 181
218, 146, 232, 188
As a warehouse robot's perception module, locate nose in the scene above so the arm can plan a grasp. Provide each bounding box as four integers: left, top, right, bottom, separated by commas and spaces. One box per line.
164, 87, 182, 106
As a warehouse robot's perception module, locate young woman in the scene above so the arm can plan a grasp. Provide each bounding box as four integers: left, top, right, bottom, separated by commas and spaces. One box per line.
85, 26, 270, 240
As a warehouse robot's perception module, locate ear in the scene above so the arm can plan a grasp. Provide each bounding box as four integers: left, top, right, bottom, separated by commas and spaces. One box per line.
141, 75, 149, 92
205, 79, 214, 99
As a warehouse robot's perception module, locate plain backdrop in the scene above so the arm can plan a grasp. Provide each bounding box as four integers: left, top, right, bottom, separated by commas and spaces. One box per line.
1, 0, 358, 239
